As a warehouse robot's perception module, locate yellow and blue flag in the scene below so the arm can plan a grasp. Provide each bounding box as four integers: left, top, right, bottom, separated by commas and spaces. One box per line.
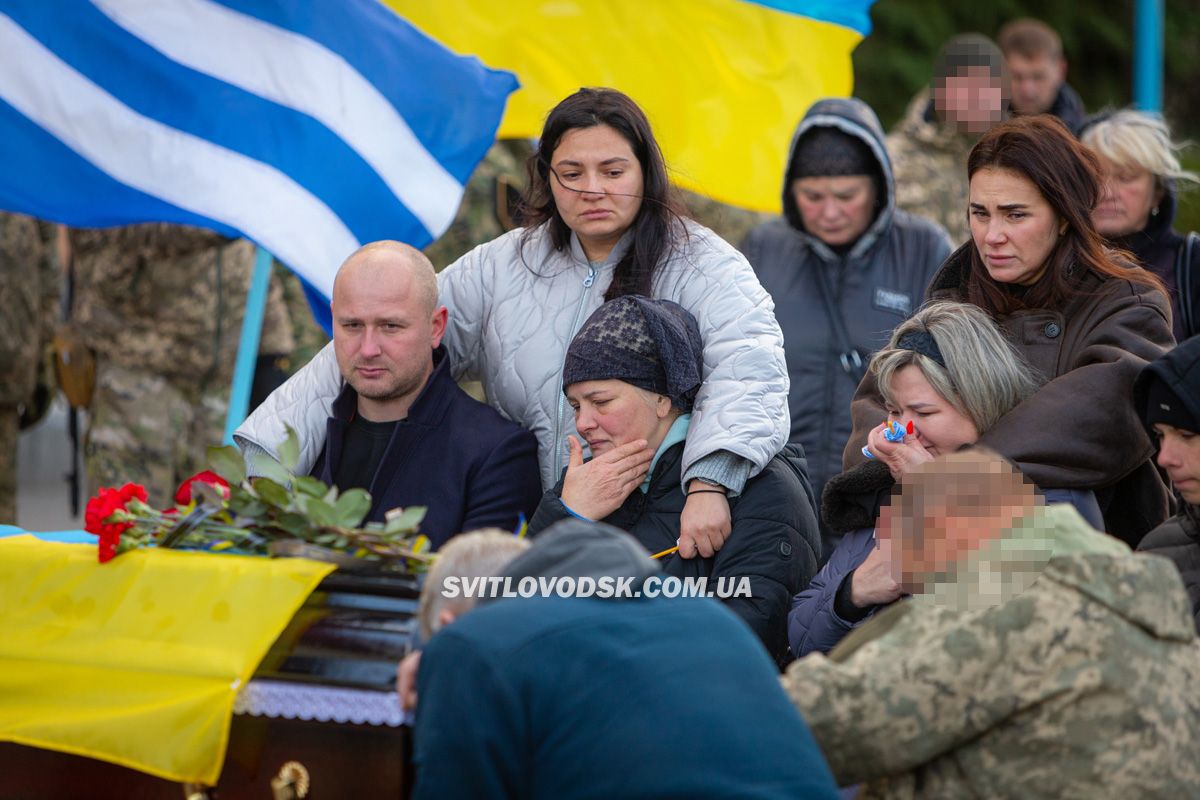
0, 536, 334, 784
0, 0, 517, 320
386, 0, 876, 213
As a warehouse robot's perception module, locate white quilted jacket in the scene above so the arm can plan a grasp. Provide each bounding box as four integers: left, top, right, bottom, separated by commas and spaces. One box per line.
235, 220, 790, 489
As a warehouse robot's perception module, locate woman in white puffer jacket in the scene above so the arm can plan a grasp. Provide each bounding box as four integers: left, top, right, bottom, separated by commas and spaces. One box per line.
237, 87, 791, 559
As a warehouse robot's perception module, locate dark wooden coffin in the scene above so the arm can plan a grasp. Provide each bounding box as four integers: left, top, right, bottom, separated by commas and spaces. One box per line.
0, 571, 420, 799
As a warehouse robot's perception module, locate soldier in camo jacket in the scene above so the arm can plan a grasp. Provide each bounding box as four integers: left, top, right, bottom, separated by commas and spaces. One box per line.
70, 224, 294, 507
0, 213, 59, 523
886, 34, 1010, 246
784, 451, 1200, 800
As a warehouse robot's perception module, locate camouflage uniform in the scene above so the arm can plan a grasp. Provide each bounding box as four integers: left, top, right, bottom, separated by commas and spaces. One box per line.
885, 90, 978, 247
424, 139, 534, 270
782, 504, 1200, 799
0, 213, 58, 523
274, 262, 328, 374
71, 224, 294, 507
679, 189, 769, 252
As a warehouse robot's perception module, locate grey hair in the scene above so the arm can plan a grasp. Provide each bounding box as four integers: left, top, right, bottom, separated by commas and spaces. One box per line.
417, 529, 530, 641
871, 301, 1040, 434
1081, 110, 1199, 190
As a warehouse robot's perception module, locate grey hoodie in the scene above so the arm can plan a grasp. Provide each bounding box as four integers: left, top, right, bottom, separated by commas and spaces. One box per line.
741, 97, 952, 545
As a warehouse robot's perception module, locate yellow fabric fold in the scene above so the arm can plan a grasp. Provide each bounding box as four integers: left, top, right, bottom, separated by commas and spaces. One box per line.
0, 536, 334, 784
385, 0, 864, 213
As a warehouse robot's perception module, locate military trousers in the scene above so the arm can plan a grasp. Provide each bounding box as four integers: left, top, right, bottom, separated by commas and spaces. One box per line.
84, 362, 229, 509
0, 406, 17, 523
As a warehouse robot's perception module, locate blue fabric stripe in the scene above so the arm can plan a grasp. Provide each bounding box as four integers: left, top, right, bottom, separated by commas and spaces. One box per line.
298, 273, 333, 336
0, 525, 95, 543
0, 95, 241, 237
214, 0, 519, 183
4, 0, 429, 247
740, 0, 875, 36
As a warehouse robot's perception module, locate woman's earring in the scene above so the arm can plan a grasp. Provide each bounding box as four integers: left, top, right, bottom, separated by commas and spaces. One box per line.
1151, 206, 1160, 217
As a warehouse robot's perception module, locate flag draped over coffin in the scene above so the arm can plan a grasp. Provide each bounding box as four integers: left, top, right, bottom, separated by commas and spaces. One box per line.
0, 0, 517, 324
385, 0, 877, 213
0, 536, 335, 785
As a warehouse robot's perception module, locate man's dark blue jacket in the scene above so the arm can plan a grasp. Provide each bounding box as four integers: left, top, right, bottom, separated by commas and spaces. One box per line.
310, 347, 542, 548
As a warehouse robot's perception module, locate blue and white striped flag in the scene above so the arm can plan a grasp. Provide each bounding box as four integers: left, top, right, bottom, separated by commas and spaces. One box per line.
0, 0, 517, 321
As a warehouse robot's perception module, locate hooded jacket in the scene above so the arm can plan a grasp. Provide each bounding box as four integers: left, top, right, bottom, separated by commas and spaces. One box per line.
844, 245, 1175, 546
236, 220, 789, 492
1134, 333, 1200, 631
526, 442, 820, 664
740, 98, 951, 539
784, 504, 1200, 799
412, 520, 841, 800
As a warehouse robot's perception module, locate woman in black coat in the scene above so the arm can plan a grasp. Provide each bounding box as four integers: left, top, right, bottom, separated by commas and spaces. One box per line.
1082, 109, 1200, 341
526, 296, 820, 666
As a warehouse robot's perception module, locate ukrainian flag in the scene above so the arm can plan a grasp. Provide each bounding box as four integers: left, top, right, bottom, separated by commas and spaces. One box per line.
385, 0, 876, 213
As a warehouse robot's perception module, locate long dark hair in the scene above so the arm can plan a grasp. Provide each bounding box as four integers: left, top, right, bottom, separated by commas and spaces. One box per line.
964, 115, 1163, 315
519, 87, 688, 300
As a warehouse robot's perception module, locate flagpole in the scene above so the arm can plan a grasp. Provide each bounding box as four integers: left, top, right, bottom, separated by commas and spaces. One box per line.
1133, 0, 1164, 112
224, 246, 272, 444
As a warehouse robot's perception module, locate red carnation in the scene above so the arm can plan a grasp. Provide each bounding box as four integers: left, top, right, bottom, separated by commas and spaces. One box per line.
97, 529, 120, 563
85, 483, 149, 563
175, 471, 231, 506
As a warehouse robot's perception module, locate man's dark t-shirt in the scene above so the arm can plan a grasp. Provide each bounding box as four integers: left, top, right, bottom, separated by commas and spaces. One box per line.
332, 414, 398, 493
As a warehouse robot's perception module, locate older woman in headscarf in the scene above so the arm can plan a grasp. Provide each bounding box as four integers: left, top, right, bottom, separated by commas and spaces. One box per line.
527, 296, 820, 665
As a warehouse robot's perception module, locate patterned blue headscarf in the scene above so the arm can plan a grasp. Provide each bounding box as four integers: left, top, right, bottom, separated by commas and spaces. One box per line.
562, 296, 704, 412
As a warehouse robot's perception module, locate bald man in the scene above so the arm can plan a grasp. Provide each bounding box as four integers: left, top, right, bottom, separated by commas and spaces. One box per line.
306, 241, 541, 547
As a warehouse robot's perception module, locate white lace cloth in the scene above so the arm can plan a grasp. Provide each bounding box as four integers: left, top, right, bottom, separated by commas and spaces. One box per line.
233, 679, 409, 727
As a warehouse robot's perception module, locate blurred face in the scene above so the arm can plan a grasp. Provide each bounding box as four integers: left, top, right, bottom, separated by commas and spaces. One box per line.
885, 365, 979, 457
933, 67, 1005, 135
969, 167, 1063, 286
1155, 424, 1200, 504
1007, 53, 1066, 115
1092, 154, 1161, 238
332, 256, 446, 421
893, 505, 984, 586
791, 175, 877, 247
567, 380, 672, 457
549, 124, 644, 262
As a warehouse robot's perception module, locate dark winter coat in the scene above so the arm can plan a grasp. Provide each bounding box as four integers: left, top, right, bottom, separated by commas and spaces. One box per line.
1134, 331, 1200, 631
788, 460, 1105, 657
527, 442, 821, 665
1139, 507, 1200, 634
1105, 183, 1197, 342
310, 347, 542, 549
1010, 82, 1086, 134
740, 97, 952, 547
844, 245, 1176, 546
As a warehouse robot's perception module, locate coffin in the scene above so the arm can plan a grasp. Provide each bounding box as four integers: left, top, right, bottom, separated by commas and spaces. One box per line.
0, 571, 420, 800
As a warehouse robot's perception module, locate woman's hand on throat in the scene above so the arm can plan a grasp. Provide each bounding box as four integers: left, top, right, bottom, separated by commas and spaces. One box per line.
560, 435, 653, 520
